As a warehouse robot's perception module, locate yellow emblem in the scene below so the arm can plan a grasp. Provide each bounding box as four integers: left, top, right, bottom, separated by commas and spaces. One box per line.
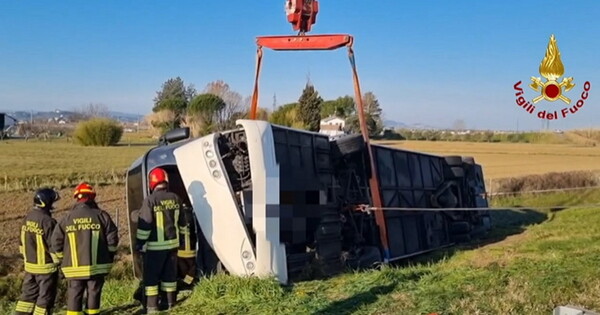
529, 34, 575, 104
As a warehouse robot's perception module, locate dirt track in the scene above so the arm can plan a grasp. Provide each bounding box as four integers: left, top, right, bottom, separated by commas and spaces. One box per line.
0, 185, 130, 262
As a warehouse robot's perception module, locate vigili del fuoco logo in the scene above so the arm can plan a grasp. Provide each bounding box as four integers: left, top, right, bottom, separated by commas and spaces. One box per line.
513, 34, 591, 121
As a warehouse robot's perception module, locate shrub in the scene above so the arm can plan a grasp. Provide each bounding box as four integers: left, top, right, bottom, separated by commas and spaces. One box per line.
494, 171, 599, 195
74, 118, 123, 146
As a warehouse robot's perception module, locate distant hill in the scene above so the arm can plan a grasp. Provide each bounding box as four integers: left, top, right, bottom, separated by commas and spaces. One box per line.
384, 119, 440, 130
0, 109, 144, 123
108, 111, 144, 123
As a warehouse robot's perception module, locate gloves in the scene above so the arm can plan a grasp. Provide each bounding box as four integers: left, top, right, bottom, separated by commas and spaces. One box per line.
135, 242, 146, 253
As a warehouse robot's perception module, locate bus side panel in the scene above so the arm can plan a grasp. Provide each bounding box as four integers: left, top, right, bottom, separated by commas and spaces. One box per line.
372, 145, 451, 259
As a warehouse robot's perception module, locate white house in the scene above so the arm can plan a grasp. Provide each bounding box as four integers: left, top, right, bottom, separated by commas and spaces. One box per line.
319, 116, 346, 137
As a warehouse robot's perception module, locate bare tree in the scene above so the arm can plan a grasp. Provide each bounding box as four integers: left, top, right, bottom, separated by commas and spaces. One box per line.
145, 109, 177, 137
76, 103, 110, 119
203, 80, 245, 130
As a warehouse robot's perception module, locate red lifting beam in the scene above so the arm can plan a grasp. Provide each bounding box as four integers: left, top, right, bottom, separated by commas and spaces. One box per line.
248, 33, 392, 260
256, 34, 352, 51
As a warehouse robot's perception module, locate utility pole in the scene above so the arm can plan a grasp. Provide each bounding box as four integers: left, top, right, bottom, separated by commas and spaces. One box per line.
272, 93, 277, 112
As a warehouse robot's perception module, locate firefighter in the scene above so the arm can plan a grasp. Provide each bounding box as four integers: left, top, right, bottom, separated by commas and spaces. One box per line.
51, 182, 119, 315
14, 188, 60, 315
177, 203, 198, 290
135, 167, 186, 313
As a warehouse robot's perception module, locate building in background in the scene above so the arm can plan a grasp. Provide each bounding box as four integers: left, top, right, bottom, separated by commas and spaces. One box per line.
319, 116, 346, 137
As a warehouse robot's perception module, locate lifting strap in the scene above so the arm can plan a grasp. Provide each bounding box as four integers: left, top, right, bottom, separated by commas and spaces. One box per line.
347, 45, 390, 259
249, 46, 263, 120
247, 40, 391, 259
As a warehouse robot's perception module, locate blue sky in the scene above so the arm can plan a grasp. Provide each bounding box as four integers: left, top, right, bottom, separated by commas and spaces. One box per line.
0, 1, 598, 130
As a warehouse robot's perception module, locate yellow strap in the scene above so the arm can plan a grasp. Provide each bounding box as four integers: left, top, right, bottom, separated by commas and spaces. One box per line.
24, 262, 57, 274
160, 281, 177, 292
175, 209, 180, 236
15, 300, 35, 313
67, 232, 79, 268
50, 252, 60, 263
156, 211, 164, 243
145, 285, 159, 296
66, 311, 84, 315
136, 229, 151, 240
91, 230, 99, 266
61, 264, 113, 278
183, 275, 194, 285
20, 229, 26, 257
177, 250, 196, 258
146, 239, 179, 250
36, 234, 45, 266
84, 308, 100, 314
33, 305, 47, 315
184, 228, 191, 251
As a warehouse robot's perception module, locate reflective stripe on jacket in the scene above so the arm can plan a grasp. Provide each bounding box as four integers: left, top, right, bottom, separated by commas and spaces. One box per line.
178, 206, 197, 258
136, 189, 186, 251
51, 202, 119, 279
20, 208, 58, 274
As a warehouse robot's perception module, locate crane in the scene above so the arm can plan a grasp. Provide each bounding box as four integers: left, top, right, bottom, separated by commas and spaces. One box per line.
248, 1, 392, 261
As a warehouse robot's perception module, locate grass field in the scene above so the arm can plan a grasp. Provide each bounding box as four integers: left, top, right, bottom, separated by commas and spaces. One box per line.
0, 139, 152, 191
1, 138, 599, 192
2, 190, 599, 314
1, 138, 600, 313
378, 140, 600, 180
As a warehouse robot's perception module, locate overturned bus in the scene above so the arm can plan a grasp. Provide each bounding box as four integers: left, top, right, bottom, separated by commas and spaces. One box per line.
126, 120, 491, 284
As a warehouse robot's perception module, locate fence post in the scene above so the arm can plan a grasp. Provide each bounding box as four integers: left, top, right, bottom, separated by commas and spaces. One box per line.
488, 178, 493, 203
115, 207, 120, 232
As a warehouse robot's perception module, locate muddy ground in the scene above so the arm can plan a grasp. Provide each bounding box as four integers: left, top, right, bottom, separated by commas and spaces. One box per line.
0, 185, 130, 273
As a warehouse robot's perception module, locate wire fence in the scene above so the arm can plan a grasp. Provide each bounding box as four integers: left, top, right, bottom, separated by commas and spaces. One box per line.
368, 204, 600, 212
487, 185, 600, 197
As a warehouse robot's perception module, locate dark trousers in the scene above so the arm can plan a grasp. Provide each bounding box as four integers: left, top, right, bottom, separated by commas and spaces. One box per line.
143, 249, 178, 310
177, 256, 197, 287
15, 272, 58, 315
66, 276, 105, 314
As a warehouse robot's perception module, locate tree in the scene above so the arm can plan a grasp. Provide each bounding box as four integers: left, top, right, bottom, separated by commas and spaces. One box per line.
203, 80, 245, 130
345, 91, 384, 136
321, 96, 355, 118
185, 93, 227, 137
152, 77, 196, 131
75, 103, 110, 119
297, 83, 323, 131
269, 102, 305, 128
345, 114, 379, 137
363, 92, 383, 128
146, 109, 177, 136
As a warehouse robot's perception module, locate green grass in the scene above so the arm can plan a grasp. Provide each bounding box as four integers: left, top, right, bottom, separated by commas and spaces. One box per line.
0, 190, 589, 314
0, 139, 152, 191
2, 191, 599, 313
157, 196, 600, 314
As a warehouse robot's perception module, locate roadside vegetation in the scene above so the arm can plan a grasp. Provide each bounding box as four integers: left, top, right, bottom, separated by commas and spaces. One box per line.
73, 118, 124, 146
2, 189, 599, 314
2, 137, 599, 192
381, 128, 600, 146
0, 139, 152, 192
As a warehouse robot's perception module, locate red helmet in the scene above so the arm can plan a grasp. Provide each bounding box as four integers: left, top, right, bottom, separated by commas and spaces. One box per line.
149, 167, 169, 191
73, 182, 96, 201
